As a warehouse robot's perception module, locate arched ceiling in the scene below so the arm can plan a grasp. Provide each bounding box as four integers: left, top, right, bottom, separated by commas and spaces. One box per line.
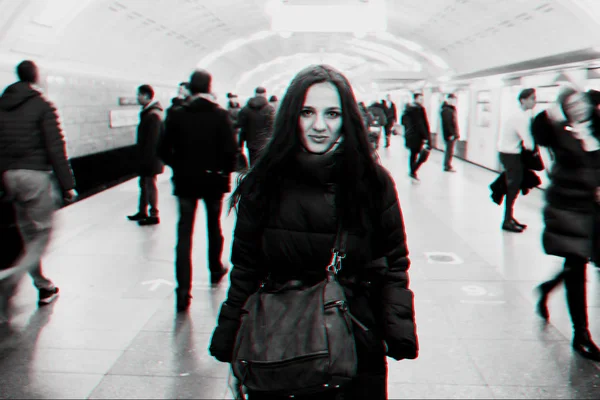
1, 0, 600, 97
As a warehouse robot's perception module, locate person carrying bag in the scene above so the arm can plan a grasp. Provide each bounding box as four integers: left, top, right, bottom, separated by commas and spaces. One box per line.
209, 64, 419, 400
231, 227, 359, 397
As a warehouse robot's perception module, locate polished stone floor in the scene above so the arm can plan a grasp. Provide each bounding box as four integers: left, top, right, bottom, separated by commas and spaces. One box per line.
0, 136, 599, 399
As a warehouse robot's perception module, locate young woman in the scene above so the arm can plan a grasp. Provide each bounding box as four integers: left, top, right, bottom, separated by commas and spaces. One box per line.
532, 87, 600, 362
209, 65, 419, 399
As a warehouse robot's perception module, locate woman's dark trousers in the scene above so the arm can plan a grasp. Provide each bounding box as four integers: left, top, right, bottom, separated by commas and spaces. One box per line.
540, 255, 589, 336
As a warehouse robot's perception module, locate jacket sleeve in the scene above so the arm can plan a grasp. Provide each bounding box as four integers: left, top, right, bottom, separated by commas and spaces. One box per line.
442, 108, 459, 140
209, 194, 267, 363
139, 111, 162, 173
371, 169, 418, 361
219, 110, 240, 173
40, 102, 75, 191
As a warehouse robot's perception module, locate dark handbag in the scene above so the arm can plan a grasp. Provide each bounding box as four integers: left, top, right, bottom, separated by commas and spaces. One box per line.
231, 228, 358, 397
521, 147, 545, 171
417, 146, 431, 164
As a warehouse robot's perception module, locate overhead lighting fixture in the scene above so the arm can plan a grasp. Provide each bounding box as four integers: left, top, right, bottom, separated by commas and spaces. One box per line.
268, 0, 387, 34
33, 0, 95, 29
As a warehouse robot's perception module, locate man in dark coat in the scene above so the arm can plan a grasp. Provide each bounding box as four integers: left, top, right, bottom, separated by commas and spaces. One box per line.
237, 86, 275, 166
440, 94, 460, 172
158, 69, 238, 312
127, 84, 164, 226
166, 82, 190, 119
0, 60, 77, 321
382, 95, 398, 148
401, 93, 431, 181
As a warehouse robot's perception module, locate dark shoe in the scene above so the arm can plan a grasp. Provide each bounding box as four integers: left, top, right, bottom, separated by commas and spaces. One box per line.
535, 285, 549, 321
444, 167, 457, 172
38, 287, 59, 306
127, 212, 147, 221
502, 220, 524, 233
409, 173, 420, 181
573, 332, 600, 362
176, 290, 192, 312
513, 218, 527, 229
138, 216, 160, 226
211, 267, 229, 286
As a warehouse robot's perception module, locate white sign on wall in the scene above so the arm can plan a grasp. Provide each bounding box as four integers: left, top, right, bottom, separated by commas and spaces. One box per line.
109, 109, 139, 128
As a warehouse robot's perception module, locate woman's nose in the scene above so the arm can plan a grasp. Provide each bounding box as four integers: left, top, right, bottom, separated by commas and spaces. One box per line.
313, 114, 327, 132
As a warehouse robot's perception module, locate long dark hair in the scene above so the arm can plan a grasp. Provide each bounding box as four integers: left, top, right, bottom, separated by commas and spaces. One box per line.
229, 64, 384, 230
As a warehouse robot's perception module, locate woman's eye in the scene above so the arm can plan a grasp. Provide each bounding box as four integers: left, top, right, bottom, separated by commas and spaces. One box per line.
326, 111, 341, 118
301, 109, 314, 117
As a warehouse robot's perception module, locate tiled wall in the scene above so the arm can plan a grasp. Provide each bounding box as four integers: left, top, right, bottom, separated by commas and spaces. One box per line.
0, 64, 176, 159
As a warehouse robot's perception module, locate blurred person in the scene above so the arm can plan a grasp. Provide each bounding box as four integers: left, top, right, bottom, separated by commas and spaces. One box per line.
158, 69, 238, 312
0, 60, 77, 322
401, 93, 431, 181
268, 95, 279, 112
209, 65, 418, 399
532, 87, 600, 362
440, 94, 460, 172
127, 84, 164, 226
171, 82, 190, 109
496, 88, 536, 233
382, 95, 397, 148
237, 86, 275, 166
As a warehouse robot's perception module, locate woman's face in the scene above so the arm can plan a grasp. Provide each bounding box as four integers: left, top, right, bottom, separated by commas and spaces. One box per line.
564, 92, 592, 123
298, 82, 343, 154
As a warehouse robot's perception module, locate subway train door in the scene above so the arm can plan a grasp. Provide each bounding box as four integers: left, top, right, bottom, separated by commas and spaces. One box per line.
453, 90, 471, 159
429, 91, 444, 148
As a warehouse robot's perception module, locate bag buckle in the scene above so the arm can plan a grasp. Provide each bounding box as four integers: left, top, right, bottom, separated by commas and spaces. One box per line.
326, 249, 346, 274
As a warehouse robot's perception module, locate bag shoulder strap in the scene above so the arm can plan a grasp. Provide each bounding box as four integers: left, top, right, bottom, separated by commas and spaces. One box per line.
328, 223, 348, 274
333, 224, 348, 255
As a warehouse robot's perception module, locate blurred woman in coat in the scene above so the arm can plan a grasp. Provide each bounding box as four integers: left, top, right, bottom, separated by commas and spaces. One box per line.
532, 86, 600, 362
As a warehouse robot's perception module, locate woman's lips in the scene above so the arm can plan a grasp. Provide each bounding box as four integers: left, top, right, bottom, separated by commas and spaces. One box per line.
309, 135, 328, 143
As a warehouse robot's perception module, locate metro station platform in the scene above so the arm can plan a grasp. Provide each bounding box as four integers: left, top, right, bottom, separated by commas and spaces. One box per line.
0, 136, 599, 399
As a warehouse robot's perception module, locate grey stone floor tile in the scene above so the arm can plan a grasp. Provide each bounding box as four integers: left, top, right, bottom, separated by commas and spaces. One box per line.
88, 375, 229, 399
0, 347, 124, 374
387, 383, 494, 399
21, 328, 140, 351
489, 385, 599, 399
107, 330, 228, 378
462, 338, 599, 387
0, 371, 104, 399
387, 338, 485, 385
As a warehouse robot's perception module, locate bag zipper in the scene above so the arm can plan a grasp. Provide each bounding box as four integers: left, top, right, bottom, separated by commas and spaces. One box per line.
239, 352, 328, 368
324, 300, 369, 332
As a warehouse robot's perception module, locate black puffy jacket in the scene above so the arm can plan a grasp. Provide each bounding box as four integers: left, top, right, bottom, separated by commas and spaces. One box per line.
532, 110, 600, 264
136, 102, 165, 176
402, 103, 431, 150
237, 96, 275, 151
209, 149, 418, 365
0, 81, 75, 191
